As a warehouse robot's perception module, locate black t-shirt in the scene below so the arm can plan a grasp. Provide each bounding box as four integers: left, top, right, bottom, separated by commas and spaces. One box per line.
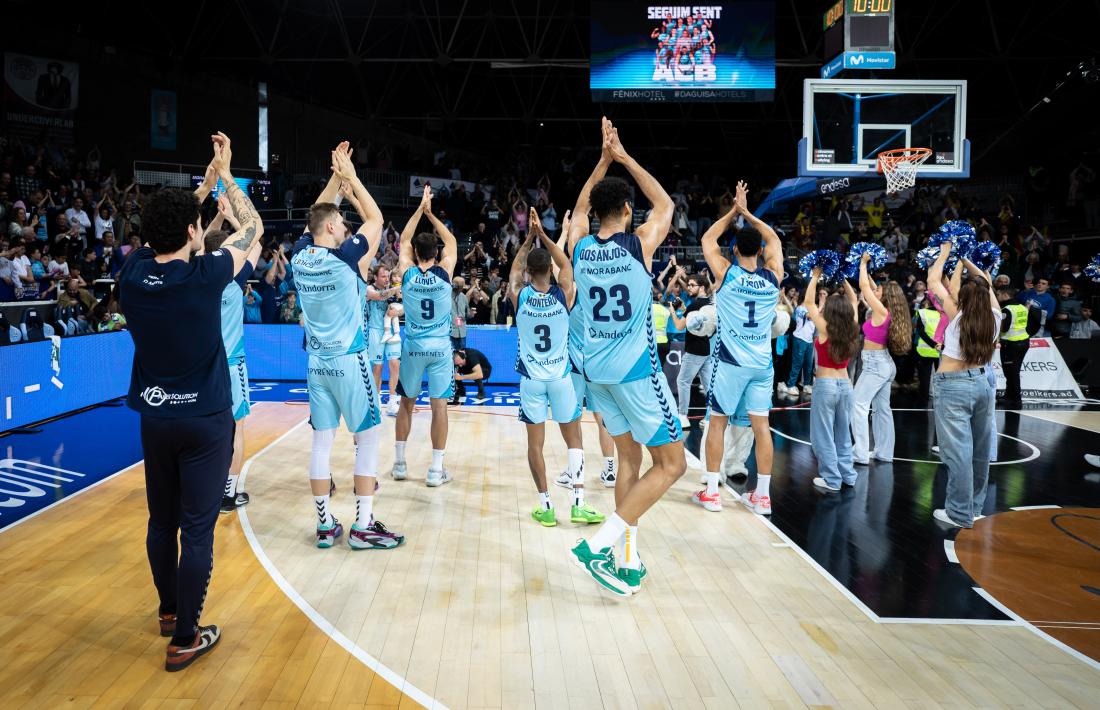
457, 347, 492, 380
684, 296, 712, 356
119, 246, 234, 418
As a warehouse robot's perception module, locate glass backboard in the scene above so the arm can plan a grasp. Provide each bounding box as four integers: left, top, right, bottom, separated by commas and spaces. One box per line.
799, 78, 969, 178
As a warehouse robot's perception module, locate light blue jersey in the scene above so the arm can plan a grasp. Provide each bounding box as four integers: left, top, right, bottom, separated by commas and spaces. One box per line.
572, 232, 658, 384
291, 233, 370, 357
714, 262, 780, 370
220, 264, 252, 363
516, 284, 571, 382
401, 265, 451, 342
362, 285, 388, 333
568, 286, 586, 374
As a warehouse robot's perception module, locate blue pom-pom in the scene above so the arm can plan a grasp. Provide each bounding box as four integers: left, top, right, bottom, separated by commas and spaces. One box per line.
916, 245, 959, 274
928, 220, 978, 260
842, 242, 888, 280
798, 249, 841, 279
971, 241, 1002, 275
1086, 253, 1100, 282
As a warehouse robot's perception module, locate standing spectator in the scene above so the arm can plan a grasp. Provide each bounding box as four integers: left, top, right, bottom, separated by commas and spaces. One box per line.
995, 287, 1040, 405
47, 252, 69, 280
255, 245, 288, 323
863, 196, 885, 231
669, 275, 712, 426
278, 290, 302, 324
65, 197, 92, 242
451, 276, 468, 350
243, 283, 263, 323
94, 196, 115, 241
14, 164, 40, 200
0, 241, 17, 301
541, 202, 557, 236
1071, 305, 1099, 339
1020, 277, 1056, 336
8, 237, 37, 299
783, 295, 816, 396
466, 277, 490, 324
1051, 282, 1083, 338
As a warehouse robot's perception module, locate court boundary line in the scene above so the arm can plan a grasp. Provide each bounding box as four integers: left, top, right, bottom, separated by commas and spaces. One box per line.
237, 415, 446, 710
681, 446, 1017, 626
1017, 410, 1100, 435
972, 587, 1100, 671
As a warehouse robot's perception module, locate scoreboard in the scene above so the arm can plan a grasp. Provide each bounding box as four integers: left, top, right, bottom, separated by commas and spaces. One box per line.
821, 0, 896, 78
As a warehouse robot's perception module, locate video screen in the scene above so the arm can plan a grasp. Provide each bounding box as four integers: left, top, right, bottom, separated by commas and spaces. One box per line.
590, 3, 775, 102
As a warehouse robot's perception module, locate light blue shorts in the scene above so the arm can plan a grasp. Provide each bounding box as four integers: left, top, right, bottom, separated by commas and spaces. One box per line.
570, 369, 599, 413
368, 329, 385, 366
307, 351, 381, 433
382, 341, 401, 361
519, 376, 581, 425
229, 358, 251, 422
586, 374, 682, 447
709, 361, 773, 418
396, 337, 454, 400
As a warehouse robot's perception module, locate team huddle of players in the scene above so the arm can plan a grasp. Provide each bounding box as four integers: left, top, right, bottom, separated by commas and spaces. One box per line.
650, 11, 716, 68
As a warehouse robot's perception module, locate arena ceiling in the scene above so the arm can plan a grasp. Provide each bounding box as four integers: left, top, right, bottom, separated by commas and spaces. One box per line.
9, 0, 1100, 177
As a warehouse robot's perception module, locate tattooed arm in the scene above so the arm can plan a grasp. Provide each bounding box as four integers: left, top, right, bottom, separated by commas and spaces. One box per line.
209, 132, 264, 273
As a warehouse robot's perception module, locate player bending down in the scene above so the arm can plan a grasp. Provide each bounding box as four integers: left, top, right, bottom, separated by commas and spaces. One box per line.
513, 207, 605, 528
568, 118, 685, 597
695, 180, 783, 516
291, 142, 404, 550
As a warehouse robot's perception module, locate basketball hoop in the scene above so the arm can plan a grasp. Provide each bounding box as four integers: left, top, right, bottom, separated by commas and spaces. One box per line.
877, 147, 932, 194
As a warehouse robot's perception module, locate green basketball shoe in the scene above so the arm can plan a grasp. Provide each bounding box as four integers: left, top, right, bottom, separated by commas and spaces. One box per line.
531, 507, 558, 527
569, 539, 631, 596
570, 504, 605, 525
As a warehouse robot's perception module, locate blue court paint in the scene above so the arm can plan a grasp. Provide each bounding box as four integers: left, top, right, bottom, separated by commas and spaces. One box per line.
0, 401, 143, 532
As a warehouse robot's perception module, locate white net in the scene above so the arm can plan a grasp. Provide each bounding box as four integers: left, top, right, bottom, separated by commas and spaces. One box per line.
879, 149, 932, 194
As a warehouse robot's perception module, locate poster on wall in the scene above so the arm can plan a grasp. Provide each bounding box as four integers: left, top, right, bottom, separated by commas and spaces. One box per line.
3, 53, 79, 144
150, 89, 177, 150
992, 338, 1084, 400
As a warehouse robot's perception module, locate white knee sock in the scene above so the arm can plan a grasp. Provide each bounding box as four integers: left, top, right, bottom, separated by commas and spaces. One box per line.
314, 495, 333, 526
567, 448, 584, 482
589, 513, 627, 553
355, 494, 373, 528
394, 441, 407, 465
309, 428, 336, 481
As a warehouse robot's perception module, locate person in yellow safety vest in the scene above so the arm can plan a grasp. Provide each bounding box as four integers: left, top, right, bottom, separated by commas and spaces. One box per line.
996, 286, 1042, 405
651, 288, 671, 367
913, 304, 941, 404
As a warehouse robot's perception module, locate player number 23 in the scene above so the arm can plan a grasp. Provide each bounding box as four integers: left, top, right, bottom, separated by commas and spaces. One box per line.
590, 285, 632, 322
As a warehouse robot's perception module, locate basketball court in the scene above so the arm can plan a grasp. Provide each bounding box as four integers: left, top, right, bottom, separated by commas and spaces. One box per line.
2, 1, 1099, 708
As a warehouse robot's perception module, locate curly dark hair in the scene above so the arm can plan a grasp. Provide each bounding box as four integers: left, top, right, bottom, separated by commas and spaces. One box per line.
590, 177, 631, 221
142, 188, 200, 254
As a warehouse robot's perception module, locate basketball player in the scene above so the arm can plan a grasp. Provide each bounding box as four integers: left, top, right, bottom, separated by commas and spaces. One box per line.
696, 181, 783, 515
381, 301, 404, 416
119, 131, 264, 670
391, 185, 458, 486
553, 185, 618, 492
204, 224, 261, 514
513, 208, 604, 527
362, 266, 400, 400
568, 118, 684, 597
291, 142, 404, 550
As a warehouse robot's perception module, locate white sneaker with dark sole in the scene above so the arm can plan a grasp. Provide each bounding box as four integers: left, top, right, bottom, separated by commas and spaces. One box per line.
553, 470, 574, 490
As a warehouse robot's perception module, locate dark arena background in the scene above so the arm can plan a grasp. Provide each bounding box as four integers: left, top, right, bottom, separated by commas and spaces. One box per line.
1, 1, 1099, 707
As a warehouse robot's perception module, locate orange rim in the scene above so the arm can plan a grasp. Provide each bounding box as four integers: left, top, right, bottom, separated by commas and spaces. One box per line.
876, 147, 933, 174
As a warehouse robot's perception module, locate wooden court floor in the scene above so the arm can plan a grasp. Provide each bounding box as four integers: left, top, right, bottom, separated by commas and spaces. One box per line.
1, 401, 1099, 708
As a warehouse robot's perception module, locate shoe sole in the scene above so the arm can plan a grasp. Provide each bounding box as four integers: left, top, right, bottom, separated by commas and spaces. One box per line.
553, 479, 574, 491
391, 469, 407, 481
426, 477, 452, 487
533, 518, 558, 527
350, 538, 405, 550
570, 557, 632, 597
570, 516, 605, 524
600, 478, 616, 488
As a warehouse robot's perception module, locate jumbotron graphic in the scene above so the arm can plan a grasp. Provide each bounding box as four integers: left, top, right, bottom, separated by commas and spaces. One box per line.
590, 2, 776, 102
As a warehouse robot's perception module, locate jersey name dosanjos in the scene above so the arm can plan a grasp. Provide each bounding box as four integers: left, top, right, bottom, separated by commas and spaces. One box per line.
401, 265, 451, 343
714, 262, 779, 370
572, 232, 658, 384
516, 284, 571, 382
291, 233, 370, 357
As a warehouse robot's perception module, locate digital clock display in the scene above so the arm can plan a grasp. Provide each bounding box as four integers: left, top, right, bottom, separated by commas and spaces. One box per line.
848, 0, 893, 15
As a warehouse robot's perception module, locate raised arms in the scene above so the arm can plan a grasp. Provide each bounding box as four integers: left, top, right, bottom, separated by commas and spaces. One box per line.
397, 187, 430, 278
210, 132, 264, 274
700, 202, 736, 285
531, 207, 575, 309
314, 141, 350, 205
423, 189, 458, 277
732, 180, 784, 282
331, 146, 383, 281
508, 228, 537, 310
927, 242, 958, 320
601, 118, 674, 262
567, 123, 613, 253
858, 252, 888, 322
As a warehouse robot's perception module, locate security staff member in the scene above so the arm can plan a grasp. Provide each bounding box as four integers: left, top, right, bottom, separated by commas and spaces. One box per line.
119, 133, 264, 672
452, 347, 492, 403
913, 305, 942, 404
997, 287, 1041, 405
